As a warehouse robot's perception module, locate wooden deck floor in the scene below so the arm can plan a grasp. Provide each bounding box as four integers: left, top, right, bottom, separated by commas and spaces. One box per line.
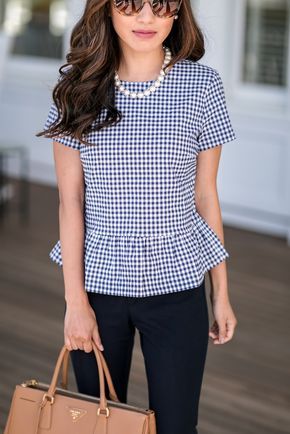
0, 181, 289, 434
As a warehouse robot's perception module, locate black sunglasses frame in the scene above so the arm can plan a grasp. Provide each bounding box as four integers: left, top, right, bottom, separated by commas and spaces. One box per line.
112, 0, 183, 18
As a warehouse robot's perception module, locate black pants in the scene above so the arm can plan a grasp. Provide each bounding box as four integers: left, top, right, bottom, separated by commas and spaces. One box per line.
68, 277, 209, 434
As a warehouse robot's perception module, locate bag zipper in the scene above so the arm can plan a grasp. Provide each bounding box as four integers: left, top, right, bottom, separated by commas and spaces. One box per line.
20, 379, 154, 416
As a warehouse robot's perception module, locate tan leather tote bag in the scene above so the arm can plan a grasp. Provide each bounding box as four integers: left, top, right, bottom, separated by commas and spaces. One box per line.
3, 342, 157, 434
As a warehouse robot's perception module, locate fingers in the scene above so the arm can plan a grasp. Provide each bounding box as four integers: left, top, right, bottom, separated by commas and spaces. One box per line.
209, 321, 219, 340
64, 336, 83, 351
209, 318, 237, 344
224, 319, 236, 341
64, 328, 104, 353
64, 336, 73, 351
92, 326, 104, 351
64, 334, 89, 352
83, 340, 93, 353
217, 322, 227, 344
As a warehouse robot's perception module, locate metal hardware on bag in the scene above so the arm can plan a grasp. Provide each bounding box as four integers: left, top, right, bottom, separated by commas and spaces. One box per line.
97, 407, 110, 417
26, 381, 150, 415
41, 393, 55, 406
21, 379, 38, 387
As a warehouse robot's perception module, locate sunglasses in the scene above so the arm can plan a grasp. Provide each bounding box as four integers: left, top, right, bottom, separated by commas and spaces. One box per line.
112, 0, 183, 18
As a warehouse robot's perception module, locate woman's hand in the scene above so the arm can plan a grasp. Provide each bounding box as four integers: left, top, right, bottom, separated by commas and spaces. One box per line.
64, 299, 104, 353
209, 293, 238, 344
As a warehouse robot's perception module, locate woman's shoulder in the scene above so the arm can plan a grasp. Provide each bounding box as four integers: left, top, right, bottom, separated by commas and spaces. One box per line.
178, 58, 221, 85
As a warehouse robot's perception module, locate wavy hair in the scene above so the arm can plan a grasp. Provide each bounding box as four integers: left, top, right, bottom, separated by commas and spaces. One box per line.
36, 0, 205, 146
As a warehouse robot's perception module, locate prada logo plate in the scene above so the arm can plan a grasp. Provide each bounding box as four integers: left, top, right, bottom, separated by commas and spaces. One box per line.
66, 406, 87, 422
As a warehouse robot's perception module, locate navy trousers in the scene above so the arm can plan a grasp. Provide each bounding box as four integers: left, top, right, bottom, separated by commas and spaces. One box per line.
68, 277, 209, 434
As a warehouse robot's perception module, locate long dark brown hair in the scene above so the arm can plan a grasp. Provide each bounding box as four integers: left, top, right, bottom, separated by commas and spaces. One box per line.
36, 0, 205, 146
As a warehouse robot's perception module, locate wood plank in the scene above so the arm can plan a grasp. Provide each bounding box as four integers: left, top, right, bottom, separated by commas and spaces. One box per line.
0, 181, 289, 433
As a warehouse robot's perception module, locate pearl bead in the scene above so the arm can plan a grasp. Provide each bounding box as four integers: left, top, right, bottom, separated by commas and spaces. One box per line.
114, 46, 172, 99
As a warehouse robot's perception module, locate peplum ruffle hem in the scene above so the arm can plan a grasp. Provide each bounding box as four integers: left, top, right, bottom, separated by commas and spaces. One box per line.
49, 211, 229, 298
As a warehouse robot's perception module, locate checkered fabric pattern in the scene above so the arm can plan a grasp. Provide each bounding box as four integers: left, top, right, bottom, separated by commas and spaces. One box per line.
42, 59, 237, 297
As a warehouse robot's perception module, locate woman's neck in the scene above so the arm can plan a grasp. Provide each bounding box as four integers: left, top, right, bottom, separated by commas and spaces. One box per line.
117, 46, 166, 82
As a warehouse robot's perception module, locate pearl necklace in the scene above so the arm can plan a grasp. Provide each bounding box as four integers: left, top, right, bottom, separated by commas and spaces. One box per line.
114, 45, 172, 98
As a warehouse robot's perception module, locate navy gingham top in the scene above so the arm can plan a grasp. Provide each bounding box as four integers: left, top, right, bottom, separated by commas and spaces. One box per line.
43, 58, 237, 297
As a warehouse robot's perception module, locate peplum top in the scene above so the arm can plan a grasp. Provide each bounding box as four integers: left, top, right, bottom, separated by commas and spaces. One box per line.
42, 58, 237, 297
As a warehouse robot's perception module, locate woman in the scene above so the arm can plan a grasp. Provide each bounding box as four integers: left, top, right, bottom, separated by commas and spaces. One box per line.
36, 0, 238, 432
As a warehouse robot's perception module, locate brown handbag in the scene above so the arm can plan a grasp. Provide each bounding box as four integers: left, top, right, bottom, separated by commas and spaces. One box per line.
3, 342, 157, 434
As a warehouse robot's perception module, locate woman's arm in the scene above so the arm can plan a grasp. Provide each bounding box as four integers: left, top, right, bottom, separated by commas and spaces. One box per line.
195, 145, 228, 299
195, 145, 237, 344
53, 140, 88, 306
53, 140, 104, 353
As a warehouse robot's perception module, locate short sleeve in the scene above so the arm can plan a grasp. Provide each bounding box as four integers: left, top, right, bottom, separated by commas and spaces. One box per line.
197, 69, 237, 152
43, 100, 82, 151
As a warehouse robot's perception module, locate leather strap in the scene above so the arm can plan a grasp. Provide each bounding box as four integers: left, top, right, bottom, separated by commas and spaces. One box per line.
60, 344, 119, 402
35, 343, 118, 434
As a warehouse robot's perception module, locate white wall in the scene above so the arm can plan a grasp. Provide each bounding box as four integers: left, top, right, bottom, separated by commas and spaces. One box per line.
195, 0, 290, 244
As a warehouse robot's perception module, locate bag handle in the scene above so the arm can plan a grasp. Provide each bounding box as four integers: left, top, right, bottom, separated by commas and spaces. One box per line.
60, 345, 119, 402
41, 342, 119, 413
